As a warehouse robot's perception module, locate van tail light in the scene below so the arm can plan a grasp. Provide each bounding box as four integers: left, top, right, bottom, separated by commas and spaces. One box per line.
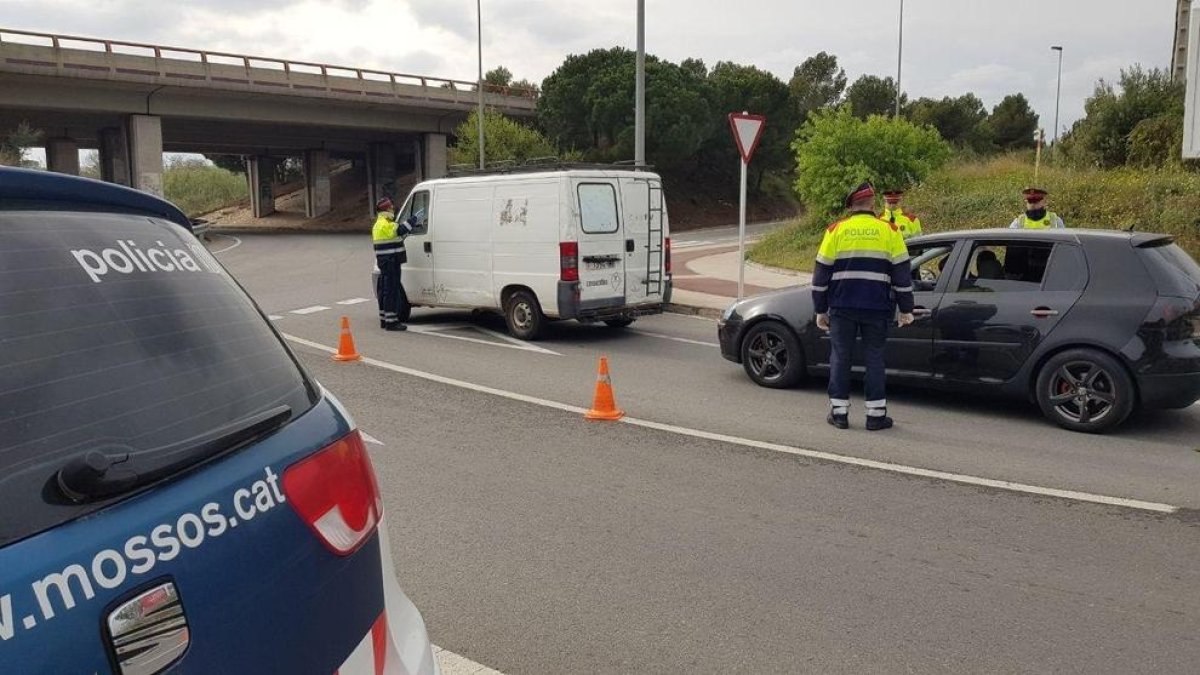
282, 430, 383, 556
560, 242, 579, 282
665, 237, 672, 275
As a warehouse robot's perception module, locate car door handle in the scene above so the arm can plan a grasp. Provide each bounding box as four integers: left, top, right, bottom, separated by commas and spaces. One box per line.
625, 239, 635, 253
1030, 307, 1059, 317
912, 307, 932, 316
423, 241, 432, 253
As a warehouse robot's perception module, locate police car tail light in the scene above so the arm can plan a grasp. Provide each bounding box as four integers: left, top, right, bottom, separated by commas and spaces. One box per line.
665, 238, 672, 274
560, 242, 579, 282
282, 430, 383, 556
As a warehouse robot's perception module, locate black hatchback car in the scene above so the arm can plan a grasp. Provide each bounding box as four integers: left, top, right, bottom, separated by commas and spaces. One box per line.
718, 229, 1200, 433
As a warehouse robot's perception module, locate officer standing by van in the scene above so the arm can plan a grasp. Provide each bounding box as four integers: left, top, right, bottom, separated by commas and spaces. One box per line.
372, 196, 413, 332
880, 190, 922, 239
1009, 187, 1065, 229
813, 182, 914, 431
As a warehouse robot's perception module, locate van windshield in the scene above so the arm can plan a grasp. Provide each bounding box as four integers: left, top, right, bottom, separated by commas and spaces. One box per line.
0, 211, 316, 545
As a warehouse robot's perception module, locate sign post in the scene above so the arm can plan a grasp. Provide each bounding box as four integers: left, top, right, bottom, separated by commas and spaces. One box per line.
728, 112, 767, 299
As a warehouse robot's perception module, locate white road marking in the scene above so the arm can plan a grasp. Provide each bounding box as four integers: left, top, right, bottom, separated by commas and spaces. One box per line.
361, 431, 384, 445
268, 315, 283, 321
434, 645, 505, 675
207, 233, 242, 255
407, 323, 561, 356
282, 333, 1180, 514
631, 329, 719, 347
290, 305, 330, 315
337, 297, 371, 305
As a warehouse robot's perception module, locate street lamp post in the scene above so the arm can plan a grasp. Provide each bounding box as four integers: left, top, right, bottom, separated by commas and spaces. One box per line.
635, 0, 646, 166
477, 0, 485, 170
895, 0, 904, 118
1051, 46, 1064, 154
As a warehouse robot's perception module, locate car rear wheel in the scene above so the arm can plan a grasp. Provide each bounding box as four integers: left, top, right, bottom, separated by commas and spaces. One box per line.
504, 290, 545, 340
1035, 349, 1135, 433
741, 321, 804, 388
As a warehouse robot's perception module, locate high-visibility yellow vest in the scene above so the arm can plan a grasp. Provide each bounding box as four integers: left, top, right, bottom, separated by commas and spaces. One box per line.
880, 207, 923, 239
1010, 212, 1064, 229
372, 212, 406, 256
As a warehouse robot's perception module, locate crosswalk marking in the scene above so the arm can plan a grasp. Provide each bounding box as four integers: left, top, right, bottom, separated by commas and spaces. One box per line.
290, 305, 330, 315
268, 315, 283, 321
337, 297, 371, 305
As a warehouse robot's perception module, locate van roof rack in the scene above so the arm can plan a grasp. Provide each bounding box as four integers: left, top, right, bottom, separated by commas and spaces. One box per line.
445, 159, 655, 178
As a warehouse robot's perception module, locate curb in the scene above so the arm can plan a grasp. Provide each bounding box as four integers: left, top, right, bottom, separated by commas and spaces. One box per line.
745, 259, 810, 278
210, 226, 365, 235
664, 303, 723, 319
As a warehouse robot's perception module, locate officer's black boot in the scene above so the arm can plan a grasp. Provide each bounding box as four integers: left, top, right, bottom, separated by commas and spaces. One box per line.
384, 323, 407, 332
865, 410, 894, 431
827, 409, 849, 430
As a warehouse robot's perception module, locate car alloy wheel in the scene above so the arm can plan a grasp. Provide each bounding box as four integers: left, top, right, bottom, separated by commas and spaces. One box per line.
741, 321, 803, 388
1046, 360, 1116, 425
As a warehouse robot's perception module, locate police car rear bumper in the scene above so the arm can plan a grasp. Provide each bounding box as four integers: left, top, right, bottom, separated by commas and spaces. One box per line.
557, 278, 671, 321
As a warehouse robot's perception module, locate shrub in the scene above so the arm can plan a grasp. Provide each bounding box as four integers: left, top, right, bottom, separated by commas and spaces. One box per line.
792, 108, 951, 221
163, 165, 248, 217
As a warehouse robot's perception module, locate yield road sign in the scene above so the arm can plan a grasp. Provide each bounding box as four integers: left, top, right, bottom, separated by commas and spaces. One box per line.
728, 112, 766, 164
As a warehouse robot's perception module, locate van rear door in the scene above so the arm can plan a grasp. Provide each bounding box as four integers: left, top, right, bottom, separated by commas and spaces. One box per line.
574, 180, 627, 306
619, 177, 667, 305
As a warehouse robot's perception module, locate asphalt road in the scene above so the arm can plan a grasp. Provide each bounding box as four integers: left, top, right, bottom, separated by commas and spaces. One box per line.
210, 232, 1200, 673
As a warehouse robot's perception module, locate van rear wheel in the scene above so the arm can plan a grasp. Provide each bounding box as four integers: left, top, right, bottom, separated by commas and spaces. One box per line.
604, 317, 635, 328
504, 290, 545, 340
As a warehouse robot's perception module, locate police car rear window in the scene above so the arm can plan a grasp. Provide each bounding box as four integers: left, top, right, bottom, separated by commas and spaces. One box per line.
0, 211, 316, 546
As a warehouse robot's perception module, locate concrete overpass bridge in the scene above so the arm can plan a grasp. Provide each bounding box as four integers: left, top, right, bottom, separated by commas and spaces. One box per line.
0, 28, 538, 218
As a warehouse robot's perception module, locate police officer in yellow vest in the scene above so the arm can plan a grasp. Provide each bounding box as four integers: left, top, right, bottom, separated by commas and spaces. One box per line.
372, 196, 413, 332
813, 182, 914, 431
1009, 187, 1065, 229
880, 190, 922, 239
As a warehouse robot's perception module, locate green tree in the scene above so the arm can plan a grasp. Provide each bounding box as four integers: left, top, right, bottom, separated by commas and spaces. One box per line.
987, 94, 1039, 151
1061, 66, 1184, 167
449, 109, 558, 167
1128, 114, 1184, 167
698, 61, 797, 189
788, 52, 846, 122
538, 47, 712, 171
844, 75, 906, 119
907, 93, 990, 150
792, 108, 951, 219
484, 66, 513, 87
0, 122, 43, 167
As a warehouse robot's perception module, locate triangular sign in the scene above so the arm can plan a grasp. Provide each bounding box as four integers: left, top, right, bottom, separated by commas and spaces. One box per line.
728, 112, 767, 164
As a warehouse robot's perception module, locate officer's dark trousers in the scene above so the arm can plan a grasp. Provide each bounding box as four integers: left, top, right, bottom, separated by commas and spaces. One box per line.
827, 308, 891, 416
375, 253, 405, 328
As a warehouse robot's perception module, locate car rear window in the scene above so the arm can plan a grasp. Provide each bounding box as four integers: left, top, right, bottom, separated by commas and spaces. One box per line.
1138, 242, 1200, 299
0, 211, 316, 545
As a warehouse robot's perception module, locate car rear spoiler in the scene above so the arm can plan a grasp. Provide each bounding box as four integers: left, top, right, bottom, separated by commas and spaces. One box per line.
1131, 232, 1175, 248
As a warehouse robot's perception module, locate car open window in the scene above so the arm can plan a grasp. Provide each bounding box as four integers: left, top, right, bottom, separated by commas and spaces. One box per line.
578, 183, 620, 234
0, 211, 317, 545
958, 241, 1054, 292
398, 190, 431, 235
907, 243, 955, 292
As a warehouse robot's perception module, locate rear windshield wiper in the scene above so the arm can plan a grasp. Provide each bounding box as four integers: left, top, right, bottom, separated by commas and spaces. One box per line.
56, 405, 292, 504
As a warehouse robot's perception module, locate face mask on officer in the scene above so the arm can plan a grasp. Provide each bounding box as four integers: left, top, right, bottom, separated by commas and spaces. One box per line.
1025, 199, 1046, 221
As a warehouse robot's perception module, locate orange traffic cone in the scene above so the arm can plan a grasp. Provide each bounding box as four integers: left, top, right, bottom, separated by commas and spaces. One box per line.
585, 356, 625, 421
332, 316, 362, 362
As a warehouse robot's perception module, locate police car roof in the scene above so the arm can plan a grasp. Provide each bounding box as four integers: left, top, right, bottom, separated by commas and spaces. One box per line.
0, 165, 192, 230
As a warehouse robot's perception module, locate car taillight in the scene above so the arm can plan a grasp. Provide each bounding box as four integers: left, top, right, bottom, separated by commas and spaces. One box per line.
665, 237, 672, 275
282, 430, 383, 556
560, 241, 579, 282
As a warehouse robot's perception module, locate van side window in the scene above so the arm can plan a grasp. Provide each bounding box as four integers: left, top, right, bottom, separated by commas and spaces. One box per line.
400, 190, 431, 235
578, 183, 619, 234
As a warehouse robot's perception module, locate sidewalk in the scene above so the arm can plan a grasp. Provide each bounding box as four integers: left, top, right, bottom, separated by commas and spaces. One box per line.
667, 242, 810, 318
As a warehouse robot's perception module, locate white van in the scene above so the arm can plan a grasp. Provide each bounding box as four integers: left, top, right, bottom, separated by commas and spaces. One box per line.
383, 168, 672, 340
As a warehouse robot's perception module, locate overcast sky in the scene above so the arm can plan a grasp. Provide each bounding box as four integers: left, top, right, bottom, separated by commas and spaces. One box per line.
2, 0, 1179, 135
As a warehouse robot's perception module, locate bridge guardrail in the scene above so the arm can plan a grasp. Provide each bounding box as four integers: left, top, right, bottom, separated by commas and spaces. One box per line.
0, 27, 538, 109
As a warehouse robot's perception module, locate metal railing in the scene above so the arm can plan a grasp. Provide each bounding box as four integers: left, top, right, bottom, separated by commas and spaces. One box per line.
0, 27, 539, 104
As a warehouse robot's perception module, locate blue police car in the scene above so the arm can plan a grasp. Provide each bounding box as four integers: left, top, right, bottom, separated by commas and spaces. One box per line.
0, 167, 440, 674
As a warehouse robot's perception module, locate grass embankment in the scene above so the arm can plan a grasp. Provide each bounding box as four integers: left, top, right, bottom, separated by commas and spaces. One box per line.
749, 155, 1200, 271
164, 166, 248, 217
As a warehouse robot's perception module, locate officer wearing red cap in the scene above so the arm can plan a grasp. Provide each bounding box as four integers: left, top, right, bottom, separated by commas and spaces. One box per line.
1009, 187, 1065, 229
372, 195, 414, 331
880, 190, 923, 239
812, 182, 914, 431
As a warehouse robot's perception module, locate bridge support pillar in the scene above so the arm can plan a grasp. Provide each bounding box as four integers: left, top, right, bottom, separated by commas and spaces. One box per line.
246, 156, 276, 218
303, 149, 331, 219
127, 115, 163, 197
46, 138, 79, 175
367, 143, 397, 216
99, 127, 130, 186
422, 133, 448, 180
